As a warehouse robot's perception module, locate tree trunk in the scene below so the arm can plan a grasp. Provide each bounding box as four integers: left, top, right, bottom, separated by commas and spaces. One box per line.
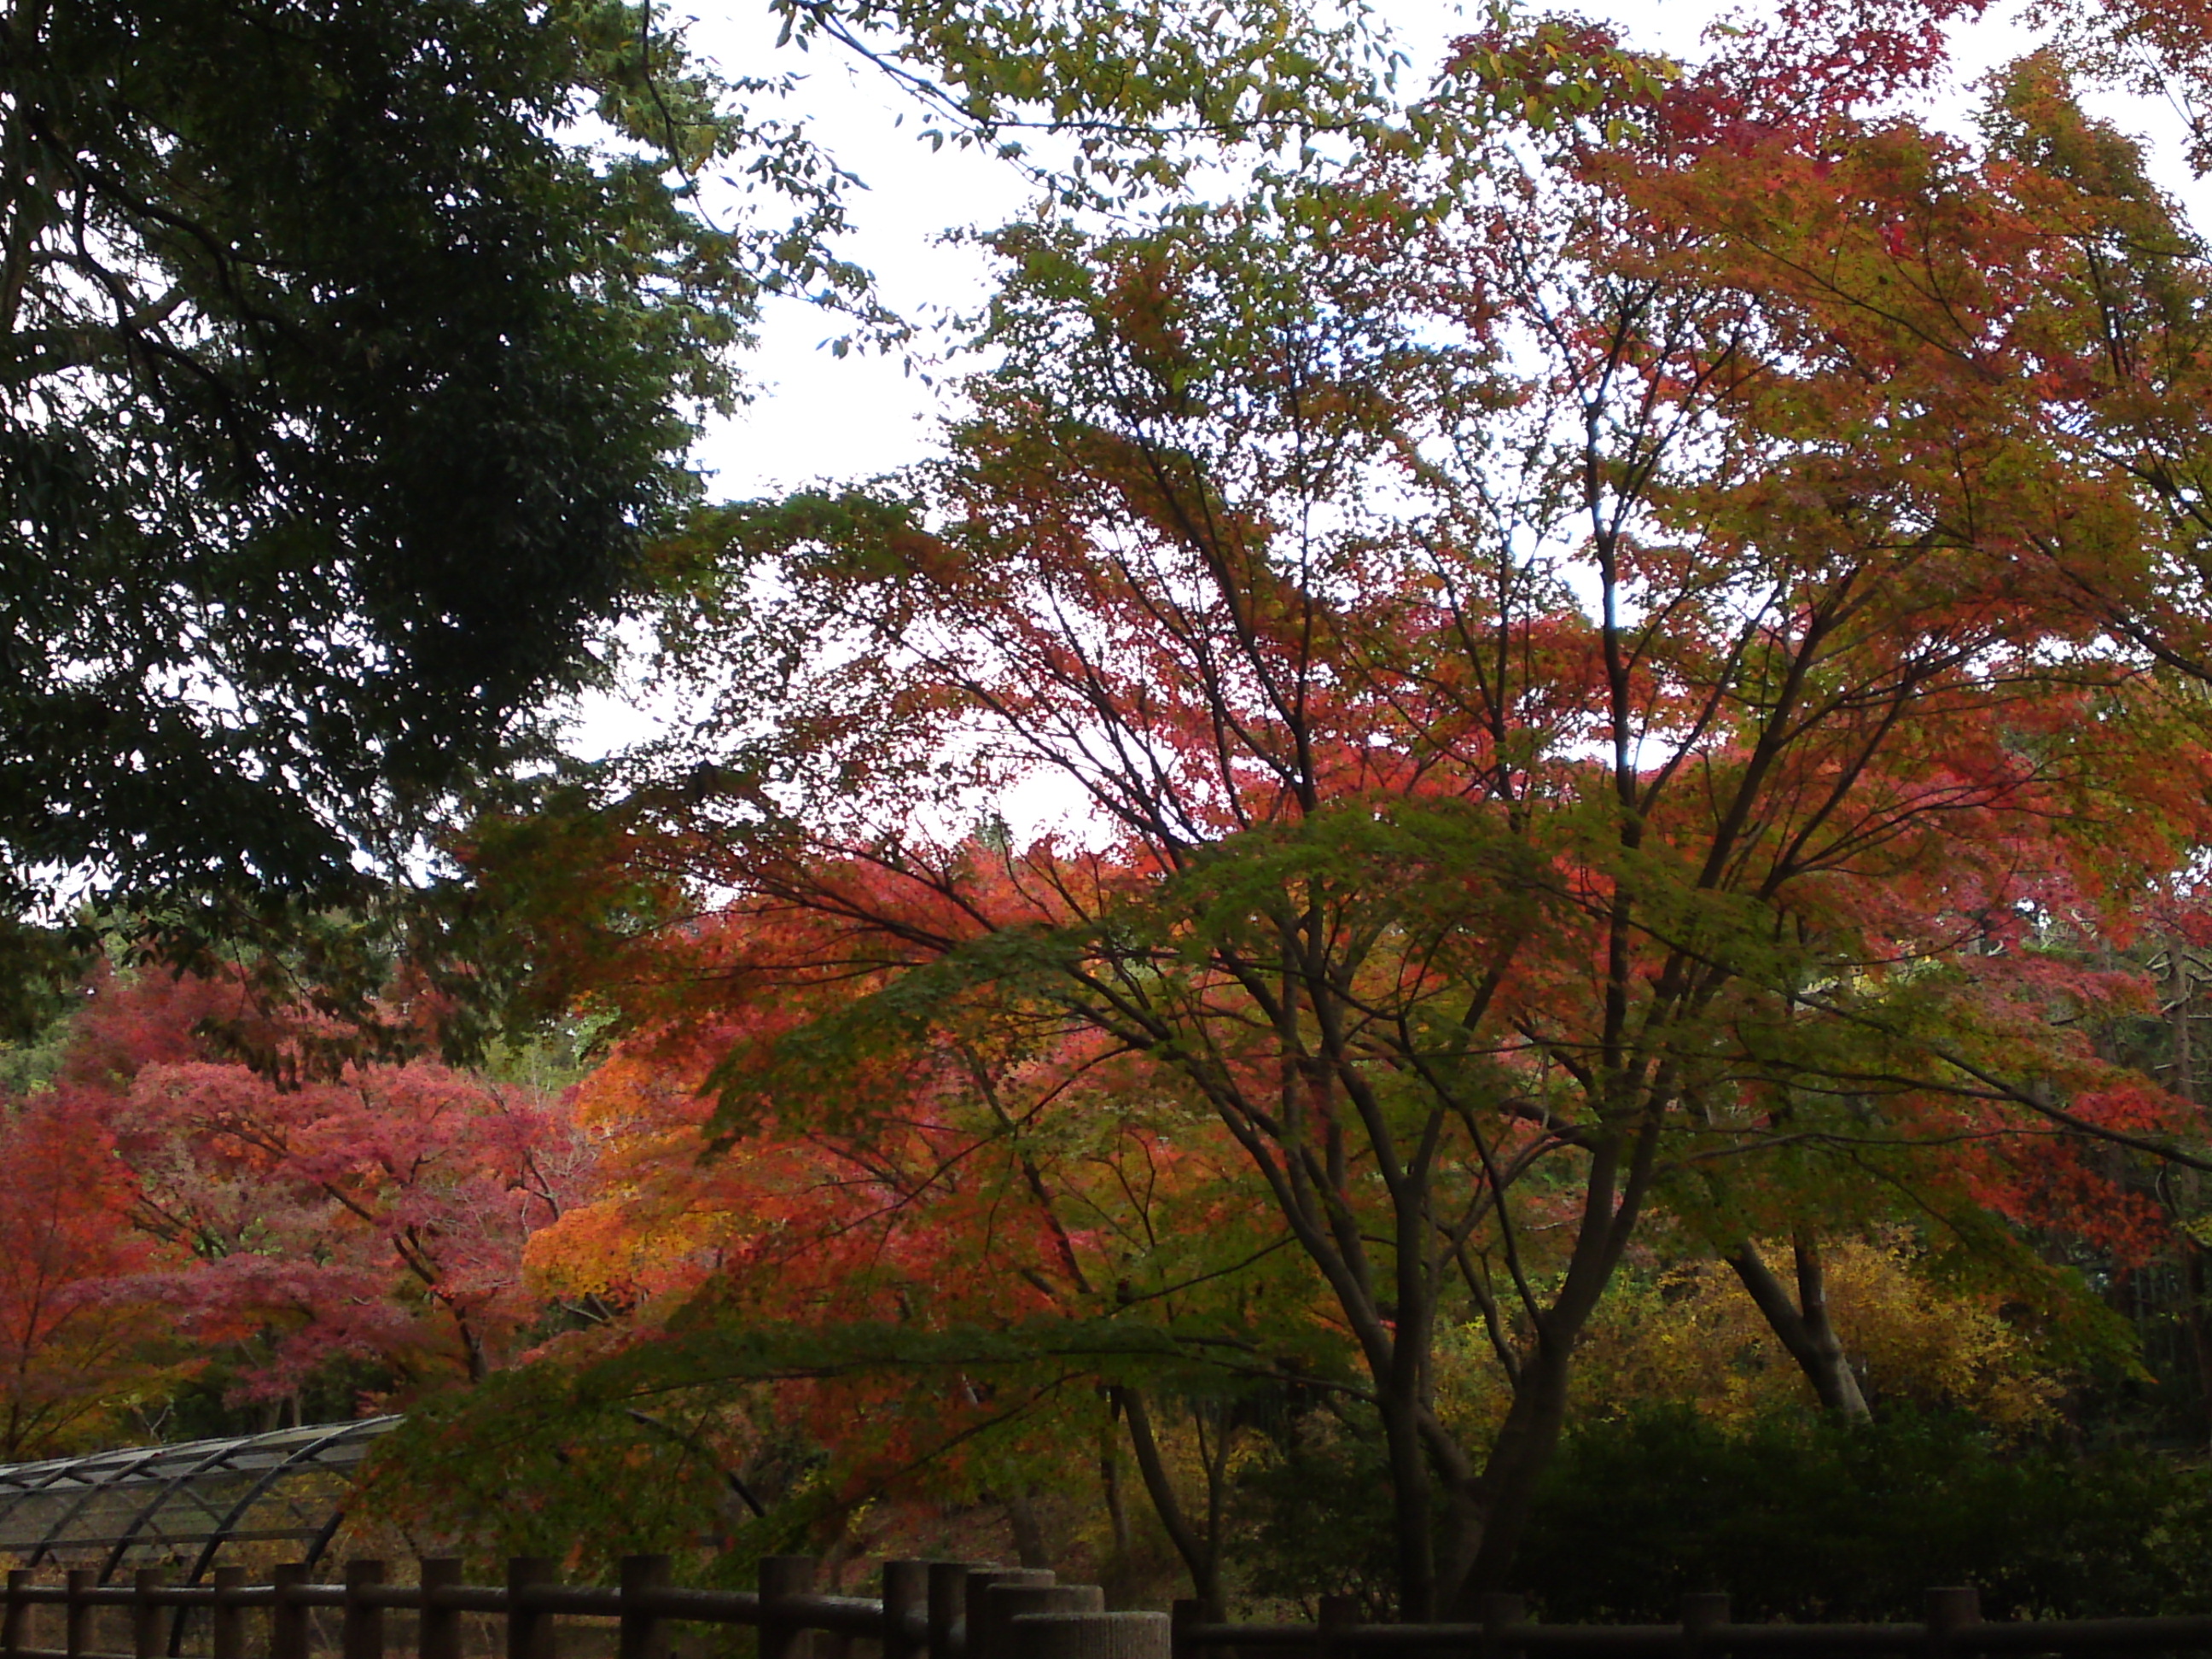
1725, 1236, 1870, 1418
1004, 1492, 1053, 1569
2164, 947, 2212, 1451
1100, 1428, 1133, 1558
1112, 1385, 1225, 1617
1448, 1330, 1576, 1610
1377, 1389, 1437, 1619
2181, 1241, 2212, 1454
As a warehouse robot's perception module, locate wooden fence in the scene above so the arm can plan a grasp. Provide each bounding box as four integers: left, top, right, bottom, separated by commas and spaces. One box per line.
15, 1562, 2212, 1659
1177, 1590, 2212, 1657
0, 1557, 1163, 1659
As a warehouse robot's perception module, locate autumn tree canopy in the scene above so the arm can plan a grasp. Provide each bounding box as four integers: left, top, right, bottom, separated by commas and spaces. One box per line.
0, 967, 587, 1454
24, 0, 2212, 1627
434, 0, 2212, 1618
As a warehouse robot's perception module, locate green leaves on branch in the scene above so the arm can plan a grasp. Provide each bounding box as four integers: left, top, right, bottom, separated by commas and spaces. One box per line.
0, 0, 864, 956
769, 0, 1400, 197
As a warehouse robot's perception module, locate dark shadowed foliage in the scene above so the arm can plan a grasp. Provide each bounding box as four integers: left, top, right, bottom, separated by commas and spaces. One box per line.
1515, 1408, 2212, 1621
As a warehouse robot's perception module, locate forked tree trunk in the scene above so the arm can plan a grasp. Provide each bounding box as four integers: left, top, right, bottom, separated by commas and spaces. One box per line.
1111, 1385, 1226, 1618
1726, 1234, 1870, 1418
1445, 1130, 1662, 1612
1447, 1329, 1578, 1610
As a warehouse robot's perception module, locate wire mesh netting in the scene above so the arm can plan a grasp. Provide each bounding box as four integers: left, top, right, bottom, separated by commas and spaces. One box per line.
0, 1417, 399, 1585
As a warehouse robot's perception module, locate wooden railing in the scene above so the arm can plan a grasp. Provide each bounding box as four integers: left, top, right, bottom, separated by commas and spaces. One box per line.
0, 1557, 1167, 1659
18, 1566, 2212, 1659
1171, 1591, 2212, 1658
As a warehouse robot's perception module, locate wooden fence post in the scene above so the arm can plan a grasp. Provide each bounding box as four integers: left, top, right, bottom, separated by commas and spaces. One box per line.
760, 1557, 818, 1659
927, 1563, 982, 1659
979, 1586, 1103, 1659
65, 1569, 93, 1659
619, 1555, 672, 1659
1316, 1594, 1356, 1659
1681, 1593, 1729, 1659
1007, 1612, 1170, 1659
346, 1560, 387, 1659
961, 1570, 1053, 1659
5, 1569, 31, 1659
1681, 1596, 1730, 1630
1476, 1592, 1524, 1659
1926, 1587, 1979, 1659
211, 1567, 246, 1659
882, 1561, 928, 1659
134, 1567, 167, 1659
1167, 1601, 1200, 1659
508, 1557, 558, 1659
271, 1563, 310, 1659
417, 1559, 463, 1659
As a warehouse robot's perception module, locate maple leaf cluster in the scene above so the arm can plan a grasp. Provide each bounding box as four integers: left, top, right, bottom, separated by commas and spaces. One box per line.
0, 966, 590, 1457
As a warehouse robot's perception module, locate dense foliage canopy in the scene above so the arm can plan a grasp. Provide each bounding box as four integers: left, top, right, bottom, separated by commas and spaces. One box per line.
0, 0, 853, 958
433, 0, 2212, 1612
24, 0, 2212, 1628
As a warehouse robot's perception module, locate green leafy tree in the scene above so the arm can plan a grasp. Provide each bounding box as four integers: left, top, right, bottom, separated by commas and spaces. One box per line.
0, 0, 855, 977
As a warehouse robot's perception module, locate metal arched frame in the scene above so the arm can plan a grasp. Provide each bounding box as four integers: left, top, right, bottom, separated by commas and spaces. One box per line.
177, 1419, 397, 1587
0, 1418, 399, 1588
0, 1458, 108, 1551
25, 1446, 176, 1569
166, 1420, 396, 1659
97, 1438, 271, 1583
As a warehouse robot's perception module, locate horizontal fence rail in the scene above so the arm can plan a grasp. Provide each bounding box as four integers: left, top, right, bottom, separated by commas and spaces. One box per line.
16, 1566, 2212, 1659
1171, 1592, 2212, 1659
0, 1556, 1170, 1659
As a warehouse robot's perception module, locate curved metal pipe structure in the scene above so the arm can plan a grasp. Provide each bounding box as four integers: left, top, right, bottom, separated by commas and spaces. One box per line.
0, 1418, 399, 1584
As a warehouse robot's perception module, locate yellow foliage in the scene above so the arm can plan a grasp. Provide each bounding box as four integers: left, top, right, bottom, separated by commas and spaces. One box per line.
1568, 1235, 2066, 1431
